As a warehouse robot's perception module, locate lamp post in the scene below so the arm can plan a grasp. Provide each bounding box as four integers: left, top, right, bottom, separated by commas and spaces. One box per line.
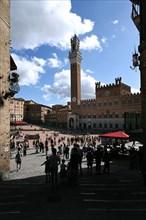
130, 50, 140, 70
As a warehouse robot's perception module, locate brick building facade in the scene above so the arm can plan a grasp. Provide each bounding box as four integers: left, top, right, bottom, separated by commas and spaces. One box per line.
68, 35, 141, 133
44, 104, 71, 128
10, 98, 25, 122
24, 100, 51, 124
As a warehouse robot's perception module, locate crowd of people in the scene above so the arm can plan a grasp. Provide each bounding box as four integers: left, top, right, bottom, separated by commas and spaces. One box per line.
40, 143, 113, 189
13, 133, 114, 189
12, 129, 145, 189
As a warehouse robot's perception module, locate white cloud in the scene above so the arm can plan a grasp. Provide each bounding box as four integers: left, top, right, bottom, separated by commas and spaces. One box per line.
32, 57, 46, 66
101, 36, 107, 44
11, 53, 46, 86
101, 36, 108, 47
86, 69, 94, 74
112, 20, 119, 25
81, 71, 96, 99
80, 35, 102, 52
41, 69, 70, 101
64, 58, 69, 66
41, 85, 52, 101
41, 68, 96, 102
48, 53, 68, 68
48, 53, 62, 68
121, 26, 125, 32
11, 0, 95, 51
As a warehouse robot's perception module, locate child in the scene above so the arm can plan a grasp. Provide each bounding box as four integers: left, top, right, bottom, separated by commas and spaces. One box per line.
41, 156, 51, 183
59, 159, 67, 185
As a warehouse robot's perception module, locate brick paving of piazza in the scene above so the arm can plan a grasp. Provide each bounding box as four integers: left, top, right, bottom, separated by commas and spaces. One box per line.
10, 125, 75, 181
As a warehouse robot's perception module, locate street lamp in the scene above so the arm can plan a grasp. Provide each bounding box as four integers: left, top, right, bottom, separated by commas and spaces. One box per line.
3, 71, 20, 99
130, 49, 140, 70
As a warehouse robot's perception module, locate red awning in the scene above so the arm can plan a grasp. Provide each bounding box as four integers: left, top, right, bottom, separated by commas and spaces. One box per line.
99, 131, 129, 139
10, 121, 27, 125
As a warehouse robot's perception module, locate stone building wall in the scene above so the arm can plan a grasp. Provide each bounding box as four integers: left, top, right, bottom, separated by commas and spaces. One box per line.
68, 76, 141, 131
0, 0, 10, 180
24, 103, 51, 124
10, 98, 25, 121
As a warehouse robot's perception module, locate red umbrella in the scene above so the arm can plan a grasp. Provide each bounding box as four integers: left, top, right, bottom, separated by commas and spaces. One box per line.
99, 131, 129, 139
10, 121, 28, 125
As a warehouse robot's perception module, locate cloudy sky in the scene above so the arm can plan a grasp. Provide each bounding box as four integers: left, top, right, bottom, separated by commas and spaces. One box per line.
11, 0, 140, 106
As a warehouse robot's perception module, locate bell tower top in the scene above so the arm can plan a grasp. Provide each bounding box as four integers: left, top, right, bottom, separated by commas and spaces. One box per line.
69, 34, 82, 64
71, 34, 80, 52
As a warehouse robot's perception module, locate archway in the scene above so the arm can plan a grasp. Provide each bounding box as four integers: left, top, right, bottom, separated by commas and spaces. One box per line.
69, 117, 75, 129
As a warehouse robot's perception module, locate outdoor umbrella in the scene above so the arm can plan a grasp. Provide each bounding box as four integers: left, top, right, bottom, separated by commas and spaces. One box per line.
99, 131, 129, 139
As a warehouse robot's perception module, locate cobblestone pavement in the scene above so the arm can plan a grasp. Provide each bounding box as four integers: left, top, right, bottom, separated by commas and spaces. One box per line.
10, 125, 98, 182
10, 146, 94, 182
10, 148, 55, 181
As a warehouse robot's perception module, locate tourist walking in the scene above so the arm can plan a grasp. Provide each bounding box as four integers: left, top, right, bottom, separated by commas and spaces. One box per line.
41, 156, 51, 183
70, 144, 80, 184
23, 141, 28, 156
64, 145, 70, 159
49, 148, 60, 189
103, 147, 111, 173
86, 148, 94, 174
15, 148, 22, 172
59, 159, 67, 185
39, 140, 44, 153
78, 145, 83, 175
45, 138, 49, 155
94, 146, 103, 174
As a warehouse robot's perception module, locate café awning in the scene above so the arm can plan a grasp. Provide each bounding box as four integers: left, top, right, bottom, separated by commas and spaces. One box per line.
99, 131, 129, 139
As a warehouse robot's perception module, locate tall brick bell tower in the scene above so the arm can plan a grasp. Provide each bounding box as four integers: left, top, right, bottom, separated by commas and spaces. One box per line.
0, 0, 11, 180
69, 34, 82, 113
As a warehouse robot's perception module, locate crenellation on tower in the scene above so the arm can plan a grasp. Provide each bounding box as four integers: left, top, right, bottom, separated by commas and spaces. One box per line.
115, 77, 122, 85
95, 82, 101, 87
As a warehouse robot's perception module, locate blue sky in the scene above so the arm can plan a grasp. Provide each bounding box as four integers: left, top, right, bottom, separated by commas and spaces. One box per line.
10, 0, 140, 107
